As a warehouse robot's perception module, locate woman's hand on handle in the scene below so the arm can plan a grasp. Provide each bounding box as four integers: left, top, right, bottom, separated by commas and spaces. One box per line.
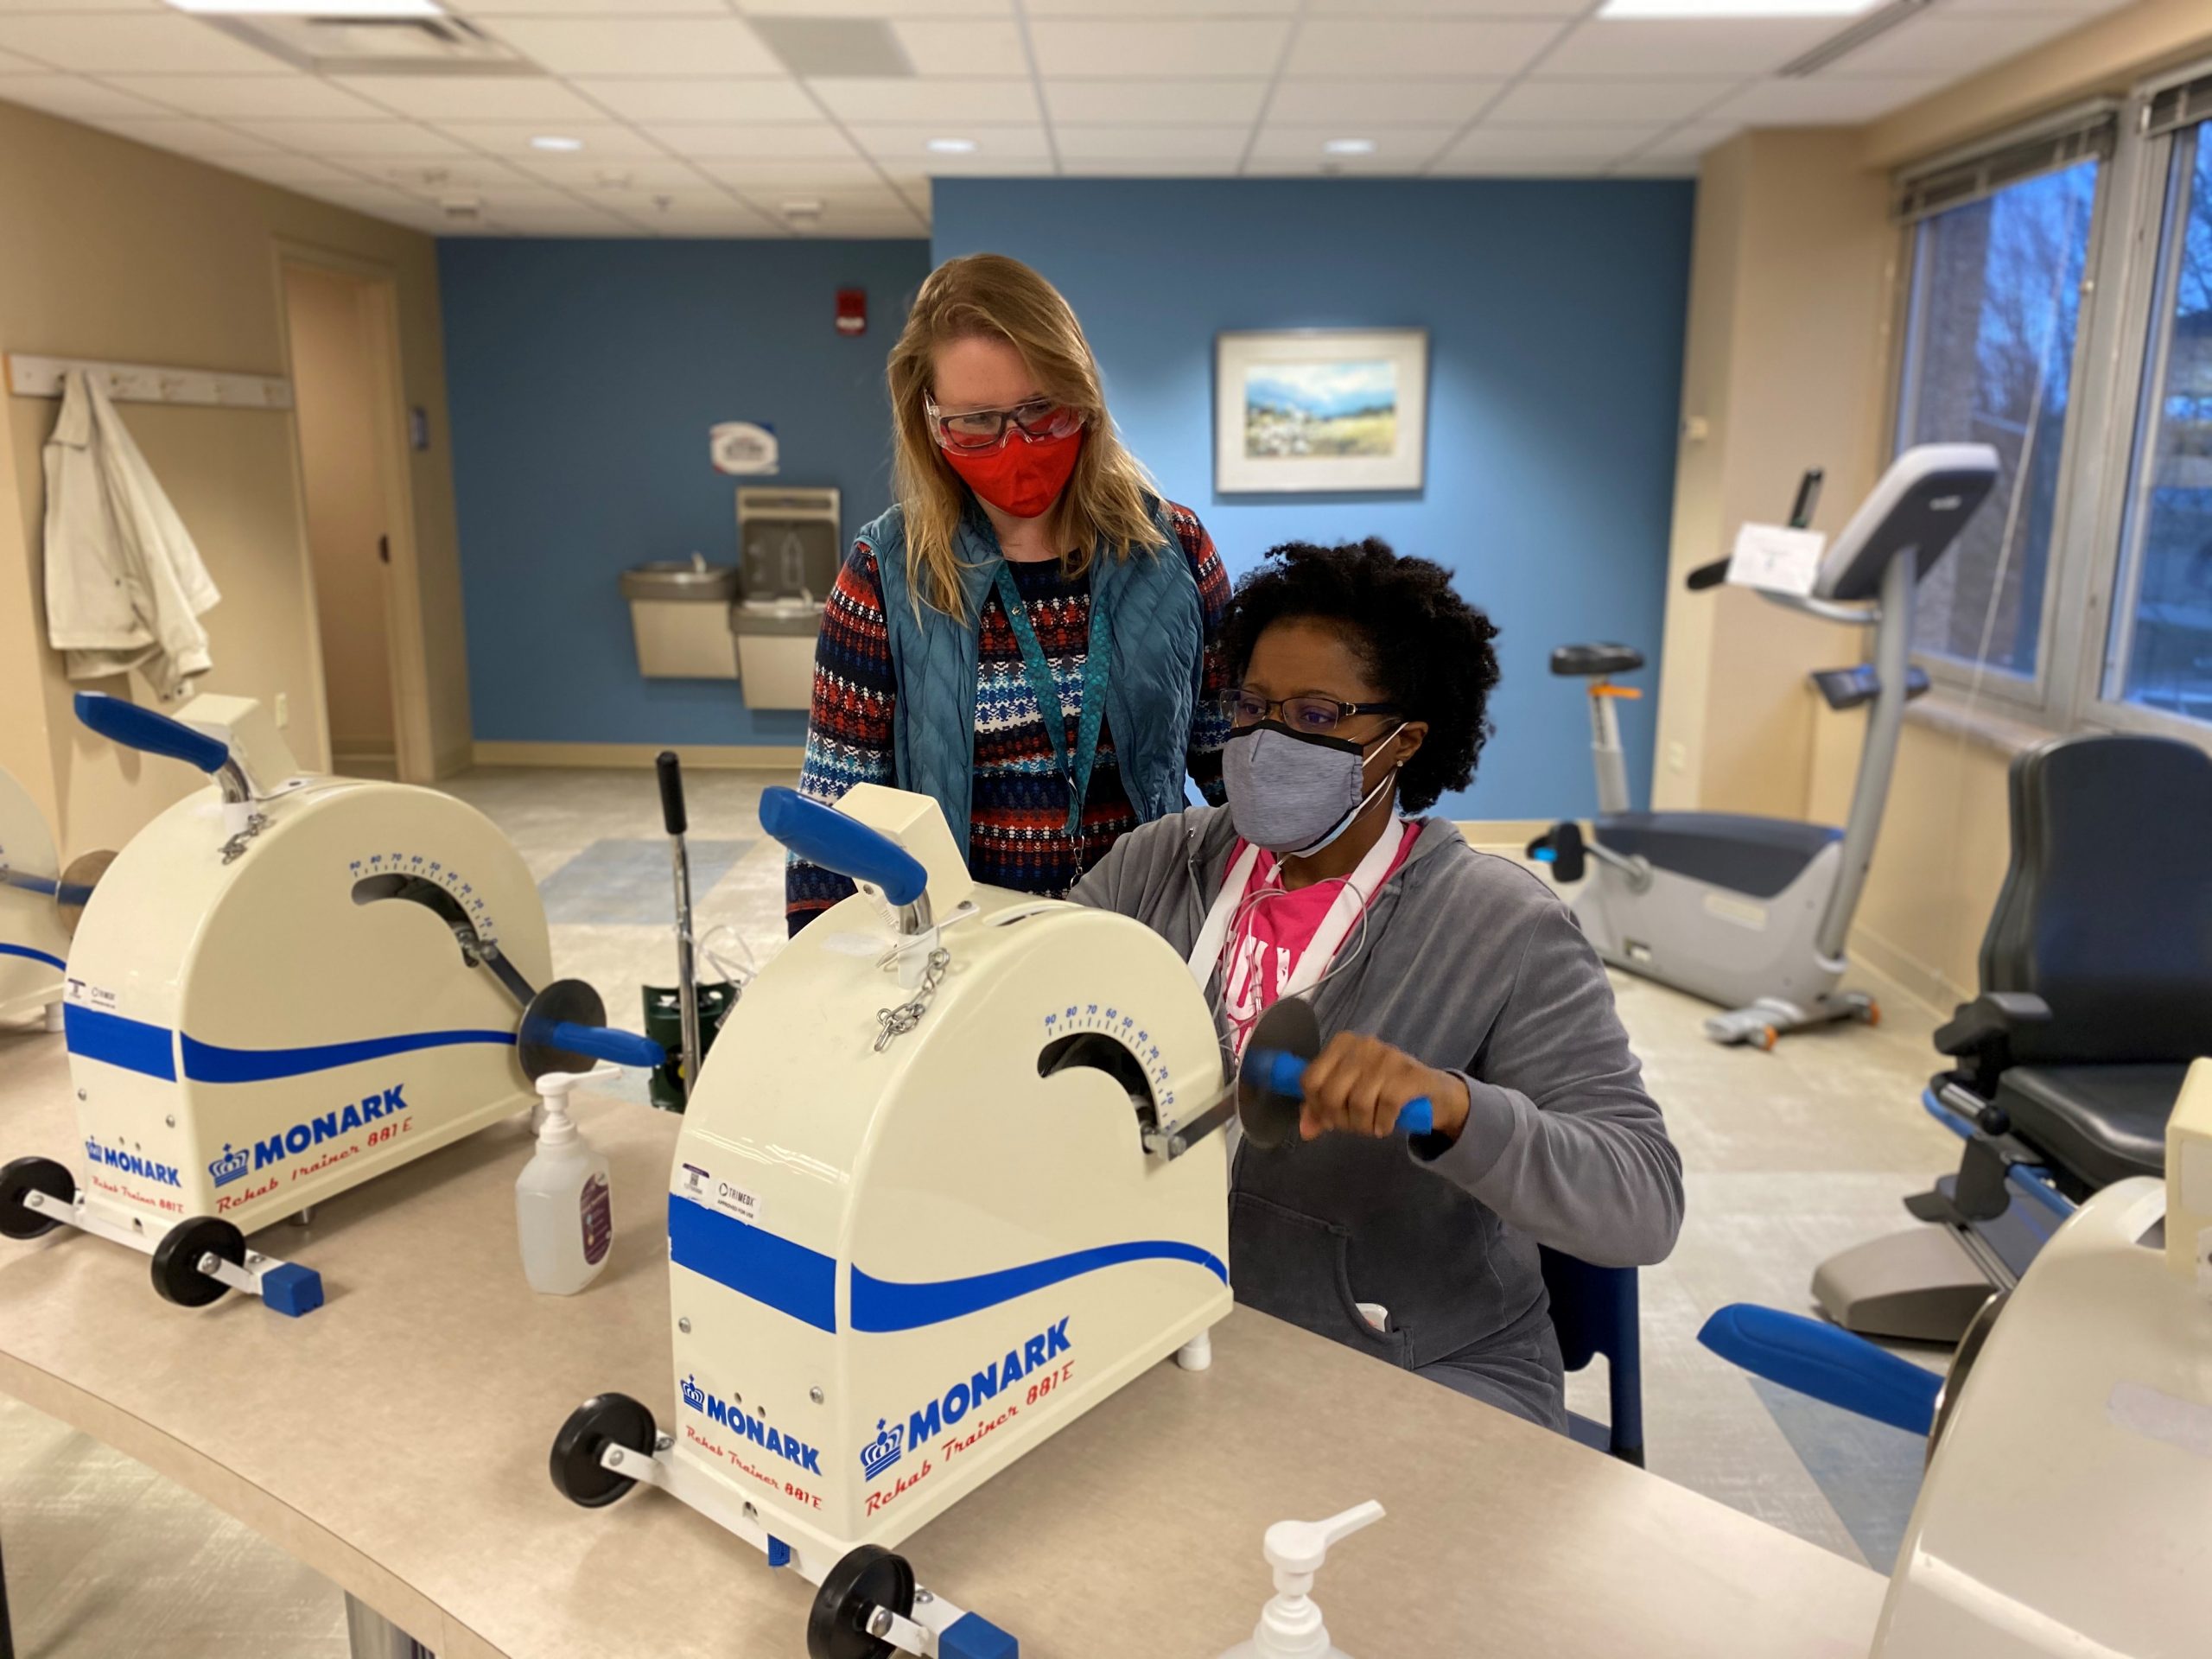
1296, 1032, 1470, 1144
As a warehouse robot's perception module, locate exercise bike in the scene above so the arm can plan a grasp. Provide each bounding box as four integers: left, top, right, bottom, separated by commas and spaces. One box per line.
1528, 444, 1997, 1047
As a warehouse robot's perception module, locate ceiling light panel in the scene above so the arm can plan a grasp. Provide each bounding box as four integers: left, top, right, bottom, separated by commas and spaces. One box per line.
1283, 19, 1565, 80
488, 17, 779, 79
1027, 18, 1293, 80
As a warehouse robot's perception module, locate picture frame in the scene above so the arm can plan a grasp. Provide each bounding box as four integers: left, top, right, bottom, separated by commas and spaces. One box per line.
1214, 328, 1429, 494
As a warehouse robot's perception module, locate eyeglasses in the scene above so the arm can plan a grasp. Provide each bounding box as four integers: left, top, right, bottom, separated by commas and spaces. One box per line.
1227, 690, 1402, 735
924, 395, 1086, 454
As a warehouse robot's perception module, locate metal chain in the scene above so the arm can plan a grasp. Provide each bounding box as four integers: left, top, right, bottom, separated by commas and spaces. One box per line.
874, 946, 951, 1052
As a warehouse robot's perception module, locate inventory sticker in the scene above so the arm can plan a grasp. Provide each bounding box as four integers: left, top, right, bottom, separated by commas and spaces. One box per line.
715, 1179, 762, 1227
63, 977, 118, 1010
677, 1162, 712, 1203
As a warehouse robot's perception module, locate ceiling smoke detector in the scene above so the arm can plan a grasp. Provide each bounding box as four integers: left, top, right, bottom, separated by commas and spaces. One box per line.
781, 199, 825, 227
440, 195, 483, 225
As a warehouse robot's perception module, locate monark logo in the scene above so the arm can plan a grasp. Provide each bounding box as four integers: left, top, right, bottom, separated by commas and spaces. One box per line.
861, 1419, 904, 1479
84, 1135, 180, 1188
208, 1143, 251, 1187
870, 1317, 1071, 1478
251, 1086, 407, 1173
680, 1375, 822, 1475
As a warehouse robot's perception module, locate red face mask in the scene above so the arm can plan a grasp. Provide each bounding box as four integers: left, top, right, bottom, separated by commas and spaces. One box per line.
942, 427, 1084, 520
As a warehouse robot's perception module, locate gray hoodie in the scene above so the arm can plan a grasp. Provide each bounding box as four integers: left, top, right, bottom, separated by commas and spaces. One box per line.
1072, 805, 1684, 1422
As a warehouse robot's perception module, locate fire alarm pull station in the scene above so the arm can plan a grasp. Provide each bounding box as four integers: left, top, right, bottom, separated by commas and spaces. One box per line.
836, 288, 866, 337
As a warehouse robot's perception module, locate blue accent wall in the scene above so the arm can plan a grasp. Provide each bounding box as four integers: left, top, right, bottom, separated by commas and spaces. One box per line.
440, 238, 932, 746
931, 178, 1693, 819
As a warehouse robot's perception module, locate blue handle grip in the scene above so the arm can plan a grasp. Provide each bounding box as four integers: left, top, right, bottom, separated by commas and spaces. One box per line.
1696, 1304, 1940, 1436
760, 786, 928, 907
74, 692, 229, 774
545, 1021, 668, 1071
1253, 1049, 1433, 1135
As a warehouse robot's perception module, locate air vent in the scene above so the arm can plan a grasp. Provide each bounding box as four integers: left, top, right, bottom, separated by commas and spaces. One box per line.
204, 13, 538, 76
749, 16, 912, 79
2145, 71, 2212, 141
1778, 0, 1932, 79
1893, 107, 2117, 223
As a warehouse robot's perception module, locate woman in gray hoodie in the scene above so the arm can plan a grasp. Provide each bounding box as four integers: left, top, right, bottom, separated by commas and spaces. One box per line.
1071, 538, 1683, 1432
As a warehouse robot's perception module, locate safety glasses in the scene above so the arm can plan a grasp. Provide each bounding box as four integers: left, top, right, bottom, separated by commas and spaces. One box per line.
923, 395, 1086, 454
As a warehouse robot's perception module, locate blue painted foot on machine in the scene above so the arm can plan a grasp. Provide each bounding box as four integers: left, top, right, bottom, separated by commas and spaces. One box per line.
939, 1611, 1019, 1659
260, 1262, 325, 1318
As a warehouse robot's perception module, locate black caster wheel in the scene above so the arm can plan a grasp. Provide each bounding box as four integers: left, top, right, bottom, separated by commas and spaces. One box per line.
549, 1393, 658, 1509
807, 1544, 916, 1659
150, 1216, 245, 1307
0, 1156, 76, 1240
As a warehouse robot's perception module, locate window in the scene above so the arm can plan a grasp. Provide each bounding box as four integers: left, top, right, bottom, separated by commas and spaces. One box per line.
2104, 120, 2212, 725
1894, 157, 2101, 683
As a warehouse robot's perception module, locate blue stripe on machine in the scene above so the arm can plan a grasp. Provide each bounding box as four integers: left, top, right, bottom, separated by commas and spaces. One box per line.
180, 1028, 517, 1084
0, 943, 66, 970
667, 1195, 838, 1333
851, 1240, 1229, 1333
64, 1005, 176, 1080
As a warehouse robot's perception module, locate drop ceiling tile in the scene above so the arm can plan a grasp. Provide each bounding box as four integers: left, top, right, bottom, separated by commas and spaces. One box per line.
305, 182, 435, 216
1635, 120, 1740, 161
462, 0, 727, 10
1307, 0, 1586, 11
217, 154, 359, 188
569, 76, 818, 124
0, 13, 286, 74
1029, 18, 1292, 80
850, 122, 1051, 163
1828, 13, 2084, 78
1042, 77, 1268, 126
917, 152, 1053, 175
1283, 18, 1563, 79
91, 114, 273, 155
340, 75, 607, 124
615, 206, 783, 238
1440, 156, 1623, 176
1436, 123, 1662, 165
437, 120, 670, 160
0, 48, 33, 73
1707, 76, 1939, 123
1265, 78, 1502, 126
1058, 155, 1246, 176
492, 17, 780, 79
101, 73, 386, 121
808, 75, 1037, 124
510, 156, 708, 190
1945, 0, 2128, 10
0, 73, 162, 119
1540, 19, 1834, 78
1611, 152, 1700, 178
1249, 124, 1457, 164
1491, 77, 1738, 125
1024, 0, 1292, 12
374, 158, 539, 192
693, 156, 887, 188
744, 0, 1010, 14
888, 18, 1028, 77
636, 119, 856, 160
232, 118, 470, 158
1241, 155, 1432, 176
486, 203, 635, 235
0, 0, 169, 10
1054, 124, 1249, 162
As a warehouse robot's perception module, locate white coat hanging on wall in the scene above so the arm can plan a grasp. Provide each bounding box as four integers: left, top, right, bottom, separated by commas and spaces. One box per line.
1214, 329, 1427, 494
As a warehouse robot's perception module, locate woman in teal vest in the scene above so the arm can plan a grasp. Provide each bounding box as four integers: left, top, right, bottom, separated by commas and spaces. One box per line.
786, 253, 1230, 931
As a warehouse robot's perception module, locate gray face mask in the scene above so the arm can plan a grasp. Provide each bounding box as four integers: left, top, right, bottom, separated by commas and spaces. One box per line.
1222, 721, 1403, 857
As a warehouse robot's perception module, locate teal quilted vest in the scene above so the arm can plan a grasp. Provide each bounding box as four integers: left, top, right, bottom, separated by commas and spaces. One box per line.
861, 499, 1204, 864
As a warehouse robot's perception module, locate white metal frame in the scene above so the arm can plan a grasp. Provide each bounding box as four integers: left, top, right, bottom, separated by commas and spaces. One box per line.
1889, 60, 2212, 758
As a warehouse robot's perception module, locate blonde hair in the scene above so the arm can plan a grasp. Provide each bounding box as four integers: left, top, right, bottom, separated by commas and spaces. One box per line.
887, 252, 1166, 618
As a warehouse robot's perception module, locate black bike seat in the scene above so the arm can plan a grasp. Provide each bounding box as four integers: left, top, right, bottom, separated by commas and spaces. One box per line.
1549, 643, 1644, 677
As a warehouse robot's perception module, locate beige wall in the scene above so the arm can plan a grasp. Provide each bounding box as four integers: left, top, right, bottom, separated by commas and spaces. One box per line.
1669, 0, 2212, 1011
287, 264, 396, 765
1654, 129, 1894, 821
0, 98, 467, 859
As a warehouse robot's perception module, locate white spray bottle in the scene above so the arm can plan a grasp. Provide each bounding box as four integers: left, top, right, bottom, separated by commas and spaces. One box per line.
516, 1066, 615, 1295
1219, 1501, 1385, 1659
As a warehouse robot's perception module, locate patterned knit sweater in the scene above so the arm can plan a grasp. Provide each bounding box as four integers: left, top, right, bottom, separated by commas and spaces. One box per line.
787, 502, 1231, 932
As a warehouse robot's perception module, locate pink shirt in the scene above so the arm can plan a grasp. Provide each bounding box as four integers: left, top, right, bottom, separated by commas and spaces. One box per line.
1218, 821, 1416, 1055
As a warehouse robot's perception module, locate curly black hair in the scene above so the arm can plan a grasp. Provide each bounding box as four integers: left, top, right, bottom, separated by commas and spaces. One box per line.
1218, 538, 1501, 813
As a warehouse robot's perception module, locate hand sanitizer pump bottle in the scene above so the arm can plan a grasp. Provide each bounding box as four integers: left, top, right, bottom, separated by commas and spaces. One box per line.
516, 1067, 614, 1295
1220, 1501, 1385, 1659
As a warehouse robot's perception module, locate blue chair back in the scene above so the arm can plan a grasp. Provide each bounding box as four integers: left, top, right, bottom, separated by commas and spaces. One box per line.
1541, 1248, 1644, 1465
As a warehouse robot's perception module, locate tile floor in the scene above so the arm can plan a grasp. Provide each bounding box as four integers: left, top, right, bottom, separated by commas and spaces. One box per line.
0, 766, 1969, 1655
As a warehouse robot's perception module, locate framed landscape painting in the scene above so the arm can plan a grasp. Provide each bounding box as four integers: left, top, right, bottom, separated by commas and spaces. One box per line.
1214, 328, 1428, 493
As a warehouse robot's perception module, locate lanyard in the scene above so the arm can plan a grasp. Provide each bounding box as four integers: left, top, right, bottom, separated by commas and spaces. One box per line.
1186, 817, 1413, 1044
991, 558, 1111, 840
